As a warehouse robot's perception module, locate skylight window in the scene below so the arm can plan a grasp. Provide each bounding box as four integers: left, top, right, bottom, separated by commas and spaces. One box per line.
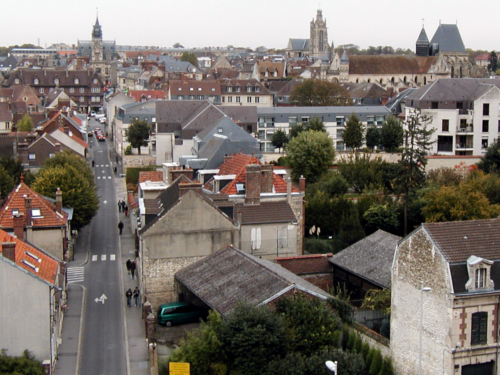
12, 209, 19, 215
236, 183, 245, 194
31, 208, 41, 217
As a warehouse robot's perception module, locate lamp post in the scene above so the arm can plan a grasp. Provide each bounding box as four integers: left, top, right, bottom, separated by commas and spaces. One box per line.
325, 360, 338, 375
419, 286, 432, 375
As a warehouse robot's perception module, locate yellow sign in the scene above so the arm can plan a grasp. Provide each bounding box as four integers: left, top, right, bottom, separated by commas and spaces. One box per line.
169, 362, 190, 375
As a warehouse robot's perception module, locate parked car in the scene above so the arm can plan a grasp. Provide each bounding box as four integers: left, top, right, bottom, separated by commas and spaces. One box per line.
95, 113, 106, 120
98, 117, 107, 124
157, 301, 207, 327
90, 111, 96, 117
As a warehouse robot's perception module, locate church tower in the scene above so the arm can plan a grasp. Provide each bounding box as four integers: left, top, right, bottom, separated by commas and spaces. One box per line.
91, 16, 103, 62
310, 9, 329, 60
416, 26, 430, 56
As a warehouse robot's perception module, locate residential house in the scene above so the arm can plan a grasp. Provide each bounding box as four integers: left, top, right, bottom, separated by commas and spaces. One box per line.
256, 106, 390, 152
167, 79, 221, 103
219, 79, 273, 107
174, 245, 333, 317
339, 82, 389, 106
392, 219, 500, 375
0, 181, 72, 261
404, 78, 500, 156
0, 230, 66, 371
252, 61, 286, 82
137, 170, 168, 227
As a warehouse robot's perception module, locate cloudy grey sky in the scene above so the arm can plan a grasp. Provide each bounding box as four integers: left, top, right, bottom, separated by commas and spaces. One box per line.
3, 0, 498, 51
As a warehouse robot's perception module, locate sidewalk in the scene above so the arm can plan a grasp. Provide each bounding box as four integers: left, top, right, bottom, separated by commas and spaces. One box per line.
54, 171, 150, 375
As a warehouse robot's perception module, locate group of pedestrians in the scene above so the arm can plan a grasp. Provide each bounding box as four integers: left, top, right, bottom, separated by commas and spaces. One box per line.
125, 258, 137, 279
118, 200, 129, 216
125, 287, 140, 308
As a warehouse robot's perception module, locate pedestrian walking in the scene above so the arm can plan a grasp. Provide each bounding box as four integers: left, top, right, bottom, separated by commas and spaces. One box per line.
126, 288, 132, 308
118, 221, 124, 235
126, 258, 131, 275
114, 166, 117, 173
118, 200, 123, 212
92, 160, 95, 168
124, 204, 129, 217
133, 287, 140, 307
130, 260, 136, 279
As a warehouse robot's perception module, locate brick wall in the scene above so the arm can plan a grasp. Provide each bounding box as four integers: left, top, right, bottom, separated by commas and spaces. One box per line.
276, 253, 333, 291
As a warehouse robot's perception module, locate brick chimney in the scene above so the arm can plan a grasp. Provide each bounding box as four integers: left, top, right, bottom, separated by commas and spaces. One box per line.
13, 214, 24, 240
171, 167, 194, 182
18, 143, 28, 164
55, 142, 61, 153
245, 164, 261, 205
287, 177, 292, 204
55, 187, 62, 214
299, 175, 306, 193
260, 164, 273, 193
2, 242, 16, 263
179, 181, 203, 197
24, 195, 32, 227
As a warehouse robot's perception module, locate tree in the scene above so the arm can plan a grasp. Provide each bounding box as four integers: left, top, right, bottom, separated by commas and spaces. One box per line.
180, 51, 199, 68
0, 349, 43, 375
16, 114, 34, 132
361, 289, 391, 316
342, 114, 364, 150
338, 206, 365, 248
380, 115, 403, 151
271, 129, 288, 153
290, 79, 353, 106
0, 165, 15, 200
488, 51, 499, 73
337, 153, 384, 194
286, 130, 335, 183
289, 118, 327, 140
477, 138, 500, 173
363, 203, 399, 234
397, 110, 435, 234
125, 119, 150, 155
366, 127, 381, 150
306, 170, 348, 198
32, 152, 99, 229
0, 156, 34, 186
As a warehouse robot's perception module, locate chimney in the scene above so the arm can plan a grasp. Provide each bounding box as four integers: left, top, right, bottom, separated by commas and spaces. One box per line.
13, 214, 24, 240
2, 242, 16, 263
179, 181, 203, 197
18, 143, 28, 164
24, 195, 32, 226
55, 187, 62, 214
55, 142, 61, 153
287, 177, 292, 204
171, 168, 194, 182
299, 175, 306, 193
245, 164, 261, 205
260, 164, 273, 193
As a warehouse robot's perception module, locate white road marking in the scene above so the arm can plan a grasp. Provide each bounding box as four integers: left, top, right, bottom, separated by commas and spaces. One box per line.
67, 267, 84, 283
101, 254, 106, 261
94, 294, 108, 304
110, 254, 116, 261
92, 255, 97, 261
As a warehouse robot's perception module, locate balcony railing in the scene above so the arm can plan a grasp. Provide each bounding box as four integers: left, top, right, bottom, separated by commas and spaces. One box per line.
456, 126, 473, 133
456, 143, 474, 149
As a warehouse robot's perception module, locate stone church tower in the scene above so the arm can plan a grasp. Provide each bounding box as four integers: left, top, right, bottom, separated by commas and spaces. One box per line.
310, 9, 329, 60
91, 17, 103, 62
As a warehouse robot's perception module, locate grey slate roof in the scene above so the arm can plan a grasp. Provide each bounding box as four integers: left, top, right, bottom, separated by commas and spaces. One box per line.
288, 38, 310, 51
175, 245, 332, 316
329, 230, 401, 288
416, 27, 429, 44
235, 201, 297, 225
430, 24, 466, 53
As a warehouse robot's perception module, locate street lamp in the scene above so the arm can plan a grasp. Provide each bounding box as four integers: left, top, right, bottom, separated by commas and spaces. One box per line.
325, 360, 338, 374
419, 286, 432, 375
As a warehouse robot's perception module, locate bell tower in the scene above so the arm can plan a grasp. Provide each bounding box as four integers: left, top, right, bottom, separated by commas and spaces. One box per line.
310, 9, 329, 60
91, 16, 103, 62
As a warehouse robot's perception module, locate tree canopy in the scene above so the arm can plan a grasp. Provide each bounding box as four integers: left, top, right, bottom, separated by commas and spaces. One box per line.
365, 127, 381, 150
16, 114, 34, 132
286, 130, 335, 183
180, 51, 199, 68
271, 129, 288, 153
125, 119, 150, 155
477, 138, 500, 173
380, 115, 403, 151
0, 349, 43, 375
290, 79, 353, 106
342, 114, 364, 150
488, 51, 499, 73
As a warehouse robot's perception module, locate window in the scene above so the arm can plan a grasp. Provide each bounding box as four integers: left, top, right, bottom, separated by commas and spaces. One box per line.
80, 96, 85, 102
228, 96, 233, 103
49, 153, 55, 158
367, 116, 375, 126
476, 268, 486, 288
91, 87, 100, 93
236, 183, 245, 194
431, 102, 438, 109
482, 138, 489, 149
255, 97, 259, 103
93, 78, 98, 84
74, 78, 79, 84
483, 103, 490, 116
471, 312, 488, 346
235, 86, 241, 92
54, 78, 59, 85
301, 116, 310, 123
34, 78, 39, 85
189, 87, 193, 91
289, 116, 298, 125
483, 120, 489, 132
39, 88, 44, 94
442, 119, 449, 132
255, 86, 260, 92
222, 96, 225, 103
498, 120, 500, 132
69, 88, 74, 93
236, 97, 240, 103
246, 86, 252, 92
198, 87, 202, 91
247, 97, 252, 103
28, 153, 36, 160
31, 209, 41, 217
376, 116, 384, 125
14, 78, 20, 84
80, 88, 85, 93
227, 86, 232, 92
336, 116, 344, 126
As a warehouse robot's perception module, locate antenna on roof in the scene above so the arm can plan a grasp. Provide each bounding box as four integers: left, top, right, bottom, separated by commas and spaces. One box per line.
422, 18, 425, 28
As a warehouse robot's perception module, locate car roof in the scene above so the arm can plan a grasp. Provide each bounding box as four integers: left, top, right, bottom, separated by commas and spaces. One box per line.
158, 301, 191, 309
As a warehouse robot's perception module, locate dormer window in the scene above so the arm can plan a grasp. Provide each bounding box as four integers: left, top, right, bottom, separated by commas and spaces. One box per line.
12, 209, 19, 216
235, 86, 241, 92
34, 78, 39, 85
246, 86, 252, 92
93, 78, 98, 84
255, 86, 260, 92
54, 78, 59, 85
227, 86, 232, 93
466, 255, 494, 292
14, 78, 20, 84
74, 78, 79, 84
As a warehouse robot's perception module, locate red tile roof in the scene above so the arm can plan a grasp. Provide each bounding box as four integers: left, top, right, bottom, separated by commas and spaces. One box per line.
129, 90, 166, 102
0, 182, 68, 228
57, 127, 88, 148
0, 229, 60, 284
139, 171, 163, 183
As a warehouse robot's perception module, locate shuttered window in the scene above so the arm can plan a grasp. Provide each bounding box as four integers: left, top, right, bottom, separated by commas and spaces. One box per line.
471, 312, 488, 346
251, 228, 261, 250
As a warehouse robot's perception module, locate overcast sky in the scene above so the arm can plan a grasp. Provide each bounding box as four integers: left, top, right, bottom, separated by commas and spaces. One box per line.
2, 0, 498, 52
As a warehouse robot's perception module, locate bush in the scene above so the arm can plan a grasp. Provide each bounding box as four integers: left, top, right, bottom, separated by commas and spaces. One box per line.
369, 349, 382, 375
365, 348, 375, 372
379, 356, 395, 375
353, 334, 363, 353
328, 298, 354, 324
124, 145, 132, 155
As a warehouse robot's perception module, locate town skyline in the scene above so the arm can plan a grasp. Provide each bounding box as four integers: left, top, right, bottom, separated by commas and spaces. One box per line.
2, 0, 499, 52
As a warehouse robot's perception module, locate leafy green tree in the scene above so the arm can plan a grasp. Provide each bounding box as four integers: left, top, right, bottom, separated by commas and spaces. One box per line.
125, 119, 150, 155
488, 51, 498, 72
43, 149, 95, 184
380, 115, 403, 151
290, 79, 353, 106
287, 130, 335, 183
339, 206, 365, 248
306, 170, 348, 198
363, 203, 399, 234
361, 289, 392, 316
289, 118, 327, 140
180, 51, 199, 68
342, 114, 364, 150
369, 349, 383, 375
477, 138, 500, 173
16, 114, 34, 132
465, 170, 500, 205
32, 163, 99, 229
0, 349, 43, 375
0, 165, 15, 200
274, 294, 341, 356
397, 110, 435, 234
217, 303, 288, 375
271, 129, 288, 153
366, 127, 381, 150
0, 156, 34, 186
337, 153, 384, 194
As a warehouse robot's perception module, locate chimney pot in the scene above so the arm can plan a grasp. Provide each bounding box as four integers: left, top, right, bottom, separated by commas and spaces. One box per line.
13, 214, 24, 239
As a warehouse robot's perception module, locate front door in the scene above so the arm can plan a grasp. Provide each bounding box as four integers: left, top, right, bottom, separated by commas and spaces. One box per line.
462, 361, 494, 375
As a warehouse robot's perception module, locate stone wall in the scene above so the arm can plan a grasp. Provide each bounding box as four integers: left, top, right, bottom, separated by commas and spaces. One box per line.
123, 154, 156, 168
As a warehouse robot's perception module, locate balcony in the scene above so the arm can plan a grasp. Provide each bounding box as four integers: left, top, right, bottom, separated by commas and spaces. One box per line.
456, 143, 474, 149
456, 126, 473, 133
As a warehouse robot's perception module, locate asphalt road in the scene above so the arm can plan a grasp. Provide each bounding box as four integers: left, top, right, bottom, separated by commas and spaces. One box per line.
79, 118, 127, 375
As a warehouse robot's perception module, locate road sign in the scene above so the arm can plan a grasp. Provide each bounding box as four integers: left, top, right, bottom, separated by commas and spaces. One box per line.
94, 294, 108, 304
169, 362, 190, 375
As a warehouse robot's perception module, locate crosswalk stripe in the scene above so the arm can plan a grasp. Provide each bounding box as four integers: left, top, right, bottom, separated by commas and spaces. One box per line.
108, 176, 112, 179
97, 176, 101, 179
67, 267, 84, 284
101, 254, 106, 261
92, 255, 97, 261
110, 254, 116, 261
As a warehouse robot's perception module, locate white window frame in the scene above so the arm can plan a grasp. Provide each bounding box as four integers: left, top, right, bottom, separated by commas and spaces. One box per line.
251, 227, 261, 250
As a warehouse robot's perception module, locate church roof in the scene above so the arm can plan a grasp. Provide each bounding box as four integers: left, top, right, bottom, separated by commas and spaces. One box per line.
348, 55, 438, 75
341, 50, 349, 63
416, 27, 429, 44
430, 24, 466, 53
288, 39, 310, 52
